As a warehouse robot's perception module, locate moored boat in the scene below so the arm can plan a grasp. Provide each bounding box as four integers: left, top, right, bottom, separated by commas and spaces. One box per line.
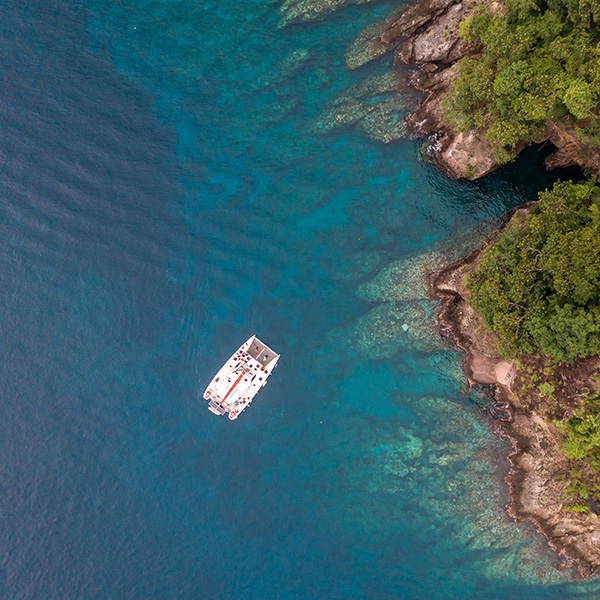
203, 335, 279, 420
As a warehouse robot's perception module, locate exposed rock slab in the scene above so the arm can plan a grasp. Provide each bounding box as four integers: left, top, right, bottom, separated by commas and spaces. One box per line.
345, 0, 458, 70
544, 120, 600, 173
396, 2, 471, 64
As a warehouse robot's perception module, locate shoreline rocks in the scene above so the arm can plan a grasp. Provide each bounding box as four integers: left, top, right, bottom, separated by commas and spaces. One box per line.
429, 207, 600, 578
345, 0, 600, 179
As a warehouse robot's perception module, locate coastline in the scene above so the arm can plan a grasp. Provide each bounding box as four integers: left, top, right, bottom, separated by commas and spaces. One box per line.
344, 0, 600, 179
429, 206, 600, 578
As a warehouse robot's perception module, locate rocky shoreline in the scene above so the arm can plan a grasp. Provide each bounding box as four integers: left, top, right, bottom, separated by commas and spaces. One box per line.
344, 0, 600, 179
430, 207, 600, 578
287, 0, 600, 576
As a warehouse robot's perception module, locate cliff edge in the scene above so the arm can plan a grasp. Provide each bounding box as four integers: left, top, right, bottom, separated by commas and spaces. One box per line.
346, 0, 600, 180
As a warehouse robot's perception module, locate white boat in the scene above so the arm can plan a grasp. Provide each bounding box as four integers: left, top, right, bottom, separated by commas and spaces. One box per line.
203, 335, 280, 420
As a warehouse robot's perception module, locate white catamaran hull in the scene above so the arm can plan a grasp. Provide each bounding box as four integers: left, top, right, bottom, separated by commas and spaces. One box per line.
203, 335, 279, 420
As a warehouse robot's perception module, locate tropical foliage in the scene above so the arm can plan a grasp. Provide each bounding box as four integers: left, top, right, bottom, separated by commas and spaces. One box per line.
466, 180, 600, 361
557, 409, 600, 463
444, 0, 600, 162
555, 398, 600, 508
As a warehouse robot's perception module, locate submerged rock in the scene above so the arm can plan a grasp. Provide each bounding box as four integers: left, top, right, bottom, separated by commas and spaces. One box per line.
230, 93, 300, 141
326, 394, 573, 584
311, 97, 372, 133
357, 222, 499, 303
350, 300, 442, 359
356, 250, 444, 303
279, 0, 374, 28
333, 71, 408, 105
253, 48, 310, 90
257, 95, 300, 124
345, 10, 405, 71
311, 71, 416, 139
359, 96, 410, 143
332, 250, 389, 283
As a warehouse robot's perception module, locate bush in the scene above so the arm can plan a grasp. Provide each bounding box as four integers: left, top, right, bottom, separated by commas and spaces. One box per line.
563, 79, 597, 120
563, 502, 589, 512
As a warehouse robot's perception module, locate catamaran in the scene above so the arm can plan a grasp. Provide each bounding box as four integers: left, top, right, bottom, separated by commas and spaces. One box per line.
203, 335, 280, 420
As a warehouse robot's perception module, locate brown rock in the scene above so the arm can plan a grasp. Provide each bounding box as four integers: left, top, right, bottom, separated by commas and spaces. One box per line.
438, 131, 499, 179
405, 63, 500, 180
345, 0, 459, 70
396, 2, 468, 64
543, 148, 579, 170
545, 120, 600, 174
381, 0, 459, 44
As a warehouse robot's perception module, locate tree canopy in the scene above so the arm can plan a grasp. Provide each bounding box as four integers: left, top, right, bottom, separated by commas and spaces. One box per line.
466, 180, 600, 361
445, 0, 600, 162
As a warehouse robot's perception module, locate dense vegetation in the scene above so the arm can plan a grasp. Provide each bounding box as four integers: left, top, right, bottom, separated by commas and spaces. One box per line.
466, 180, 600, 362
555, 394, 600, 509
444, 0, 600, 162
442, 0, 600, 514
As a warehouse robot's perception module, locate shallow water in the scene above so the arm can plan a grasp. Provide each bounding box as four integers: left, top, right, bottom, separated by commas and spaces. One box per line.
1, 0, 598, 598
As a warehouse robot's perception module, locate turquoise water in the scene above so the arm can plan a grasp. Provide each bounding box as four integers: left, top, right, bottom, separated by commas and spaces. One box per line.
1, 0, 599, 597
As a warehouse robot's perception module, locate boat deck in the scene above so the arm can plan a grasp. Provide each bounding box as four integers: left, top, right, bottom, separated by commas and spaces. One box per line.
203, 335, 279, 419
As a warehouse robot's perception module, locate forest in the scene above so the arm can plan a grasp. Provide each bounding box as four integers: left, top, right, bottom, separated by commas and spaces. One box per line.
467, 179, 600, 362
467, 180, 600, 507
444, 0, 600, 162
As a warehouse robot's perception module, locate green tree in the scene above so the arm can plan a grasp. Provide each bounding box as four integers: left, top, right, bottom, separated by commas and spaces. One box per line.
563, 79, 597, 119
444, 0, 600, 162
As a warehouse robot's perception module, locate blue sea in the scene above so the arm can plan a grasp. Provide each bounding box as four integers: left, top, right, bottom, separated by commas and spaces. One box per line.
1, 0, 598, 598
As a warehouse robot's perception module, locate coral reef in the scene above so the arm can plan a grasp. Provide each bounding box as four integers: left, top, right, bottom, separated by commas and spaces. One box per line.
357, 251, 444, 303
356, 222, 498, 303
332, 250, 389, 283
311, 97, 370, 133
279, 0, 374, 28
310, 71, 419, 141
349, 222, 499, 360
350, 300, 442, 359
326, 394, 585, 586
359, 97, 407, 143
253, 48, 311, 90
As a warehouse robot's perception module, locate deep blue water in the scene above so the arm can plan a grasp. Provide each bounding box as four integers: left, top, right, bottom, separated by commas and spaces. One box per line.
1, 0, 599, 598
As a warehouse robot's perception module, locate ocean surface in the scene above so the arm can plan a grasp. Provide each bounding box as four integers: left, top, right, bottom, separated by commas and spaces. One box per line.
1, 0, 598, 598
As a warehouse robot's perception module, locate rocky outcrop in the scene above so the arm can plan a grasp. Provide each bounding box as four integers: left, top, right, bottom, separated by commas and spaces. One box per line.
345, 0, 600, 179
395, 1, 471, 64
405, 62, 501, 179
544, 120, 600, 173
345, 0, 457, 70
345, 0, 500, 179
390, 0, 503, 179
